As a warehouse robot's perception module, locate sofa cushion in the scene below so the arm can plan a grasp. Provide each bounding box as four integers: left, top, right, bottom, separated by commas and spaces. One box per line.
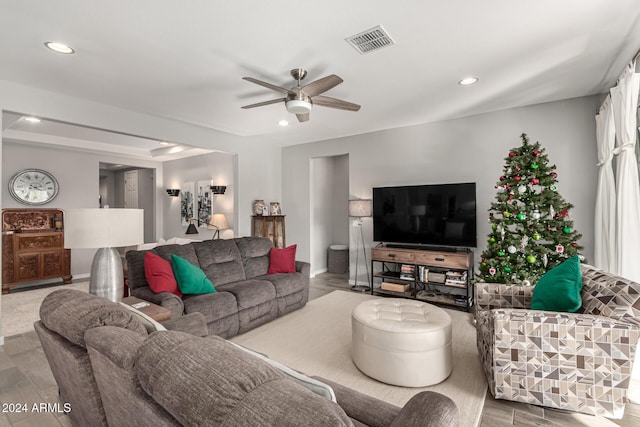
171, 255, 217, 295
135, 331, 352, 427
215, 279, 276, 311
153, 243, 200, 267
183, 291, 238, 323
193, 240, 246, 286
144, 252, 182, 297
259, 272, 306, 297
40, 289, 147, 348
581, 264, 640, 324
531, 255, 582, 313
268, 244, 297, 274
235, 237, 273, 279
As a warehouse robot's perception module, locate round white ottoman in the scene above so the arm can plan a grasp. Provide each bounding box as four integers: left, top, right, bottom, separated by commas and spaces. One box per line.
351, 298, 452, 387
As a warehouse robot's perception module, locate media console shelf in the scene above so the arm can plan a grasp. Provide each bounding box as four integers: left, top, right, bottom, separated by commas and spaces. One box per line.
370, 245, 474, 311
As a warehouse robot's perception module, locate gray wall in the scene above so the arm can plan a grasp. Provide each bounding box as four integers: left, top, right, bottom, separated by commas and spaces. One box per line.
283, 96, 600, 282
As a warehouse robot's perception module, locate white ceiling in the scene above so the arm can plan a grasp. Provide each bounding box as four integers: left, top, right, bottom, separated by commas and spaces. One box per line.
1, 0, 639, 155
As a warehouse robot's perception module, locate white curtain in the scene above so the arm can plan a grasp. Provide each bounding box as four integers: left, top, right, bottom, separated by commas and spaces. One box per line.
610, 62, 640, 282
594, 97, 617, 272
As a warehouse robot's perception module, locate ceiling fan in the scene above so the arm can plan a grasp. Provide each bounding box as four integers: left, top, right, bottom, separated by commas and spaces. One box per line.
241, 68, 361, 122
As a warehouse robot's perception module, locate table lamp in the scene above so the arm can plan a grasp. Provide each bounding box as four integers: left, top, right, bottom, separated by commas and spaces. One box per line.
207, 213, 229, 239
64, 208, 144, 302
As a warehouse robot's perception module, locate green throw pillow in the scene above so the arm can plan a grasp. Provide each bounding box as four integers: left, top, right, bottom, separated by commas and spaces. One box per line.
530, 255, 582, 312
170, 255, 216, 295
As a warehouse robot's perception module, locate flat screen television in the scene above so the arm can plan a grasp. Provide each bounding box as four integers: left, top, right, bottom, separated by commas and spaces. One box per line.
373, 182, 477, 248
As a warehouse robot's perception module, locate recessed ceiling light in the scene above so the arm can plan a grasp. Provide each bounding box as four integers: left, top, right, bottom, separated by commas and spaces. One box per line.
24, 116, 41, 123
159, 141, 170, 146
44, 41, 75, 54
459, 77, 479, 86
278, 120, 289, 127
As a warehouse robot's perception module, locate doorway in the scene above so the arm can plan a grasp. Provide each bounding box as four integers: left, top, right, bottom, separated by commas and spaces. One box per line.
309, 154, 349, 276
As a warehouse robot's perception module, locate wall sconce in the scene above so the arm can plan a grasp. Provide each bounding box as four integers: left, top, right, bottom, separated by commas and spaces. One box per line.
166, 189, 181, 197
210, 185, 227, 195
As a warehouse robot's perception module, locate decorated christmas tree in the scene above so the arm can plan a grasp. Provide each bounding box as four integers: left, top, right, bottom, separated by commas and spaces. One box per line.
476, 133, 583, 285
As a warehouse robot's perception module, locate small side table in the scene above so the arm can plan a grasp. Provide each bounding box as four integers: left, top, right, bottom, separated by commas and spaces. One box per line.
121, 296, 171, 322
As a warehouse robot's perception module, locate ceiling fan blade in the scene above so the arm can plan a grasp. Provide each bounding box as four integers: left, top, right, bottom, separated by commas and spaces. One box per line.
296, 113, 310, 122
242, 77, 292, 95
301, 74, 343, 97
312, 95, 361, 111
241, 98, 286, 109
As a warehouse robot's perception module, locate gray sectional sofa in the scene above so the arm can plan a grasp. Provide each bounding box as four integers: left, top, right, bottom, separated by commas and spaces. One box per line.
35, 289, 460, 427
126, 236, 310, 337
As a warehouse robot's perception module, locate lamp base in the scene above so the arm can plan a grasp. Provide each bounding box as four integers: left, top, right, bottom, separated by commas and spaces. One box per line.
350, 285, 370, 293
89, 247, 124, 302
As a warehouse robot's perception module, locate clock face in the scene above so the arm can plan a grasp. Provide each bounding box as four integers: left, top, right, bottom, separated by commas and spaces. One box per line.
9, 169, 59, 205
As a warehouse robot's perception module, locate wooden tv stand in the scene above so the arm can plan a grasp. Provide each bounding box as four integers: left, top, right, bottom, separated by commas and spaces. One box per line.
370, 245, 474, 311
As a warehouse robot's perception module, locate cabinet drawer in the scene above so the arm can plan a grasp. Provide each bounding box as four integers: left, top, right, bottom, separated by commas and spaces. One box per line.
371, 248, 415, 263
415, 252, 469, 269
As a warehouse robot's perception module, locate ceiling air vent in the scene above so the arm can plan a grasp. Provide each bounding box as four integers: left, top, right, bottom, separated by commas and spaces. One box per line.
346, 25, 395, 54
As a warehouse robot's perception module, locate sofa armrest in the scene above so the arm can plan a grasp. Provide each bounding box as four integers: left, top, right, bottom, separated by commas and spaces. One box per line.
296, 260, 310, 277
311, 376, 400, 427
85, 326, 146, 369
475, 282, 533, 310
162, 312, 208, 337
391, 391, 459, 427
131, 286, 184, 318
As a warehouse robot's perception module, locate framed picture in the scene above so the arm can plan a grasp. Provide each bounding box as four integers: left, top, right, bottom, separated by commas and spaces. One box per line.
270, 202, 281, 215
180, 182, 194, 226
196, 181, 212, 228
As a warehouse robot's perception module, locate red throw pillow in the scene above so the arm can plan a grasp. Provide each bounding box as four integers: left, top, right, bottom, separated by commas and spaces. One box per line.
267, 244, 297, 274
144, 252, 182, 297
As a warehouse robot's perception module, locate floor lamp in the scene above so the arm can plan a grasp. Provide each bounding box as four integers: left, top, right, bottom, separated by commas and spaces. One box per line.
64, 208, 144, 302
349, 199, 372, 292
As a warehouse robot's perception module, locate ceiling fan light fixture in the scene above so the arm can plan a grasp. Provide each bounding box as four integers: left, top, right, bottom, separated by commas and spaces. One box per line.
285, 99, 312, 115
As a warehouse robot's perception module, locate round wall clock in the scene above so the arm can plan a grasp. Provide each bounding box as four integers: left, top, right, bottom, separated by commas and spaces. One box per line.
8, 168, 59, 205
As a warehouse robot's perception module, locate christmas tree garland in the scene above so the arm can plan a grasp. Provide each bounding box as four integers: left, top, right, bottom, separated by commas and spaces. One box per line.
476, 133, 583, 285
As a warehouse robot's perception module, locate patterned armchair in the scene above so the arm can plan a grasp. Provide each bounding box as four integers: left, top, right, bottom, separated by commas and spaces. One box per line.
476, 264, 640, 418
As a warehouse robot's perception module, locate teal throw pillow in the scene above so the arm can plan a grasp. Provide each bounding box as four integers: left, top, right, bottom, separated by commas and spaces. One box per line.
170, 255, 216, 295
530, 255, 582, 312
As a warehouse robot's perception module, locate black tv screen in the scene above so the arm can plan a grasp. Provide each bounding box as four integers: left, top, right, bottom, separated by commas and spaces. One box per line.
373, 183, 477, 248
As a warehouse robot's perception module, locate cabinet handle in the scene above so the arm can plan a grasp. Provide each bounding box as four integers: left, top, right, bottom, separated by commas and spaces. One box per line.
435, 257, 445, 261
388, 253, 396, 258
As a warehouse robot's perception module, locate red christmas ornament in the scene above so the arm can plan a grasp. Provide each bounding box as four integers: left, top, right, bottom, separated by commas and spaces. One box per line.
515, 166, 521, 171
554, 209, 569, 219
571, 243, 578, 247
499, 176, 506, 181
514, 176, 522, 182
533, 150, 541, 157
509, 151, 516, 157
551, 171, 558, 178
547, 226, 553, 231
530, 178, 539, 185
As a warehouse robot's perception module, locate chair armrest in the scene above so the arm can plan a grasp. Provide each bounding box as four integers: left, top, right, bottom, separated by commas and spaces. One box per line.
296, 260, 310, 278
390, 391, 459, 427
162, 312, 208, 337
311, 376, 400, 427
475, 282, 533, 310
130, 286, 184, 318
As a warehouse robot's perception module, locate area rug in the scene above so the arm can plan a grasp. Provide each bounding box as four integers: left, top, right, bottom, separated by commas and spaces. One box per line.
232, 290, 487, 427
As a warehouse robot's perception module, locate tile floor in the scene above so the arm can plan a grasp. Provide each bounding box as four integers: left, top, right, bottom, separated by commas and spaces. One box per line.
0, 273, 638, 426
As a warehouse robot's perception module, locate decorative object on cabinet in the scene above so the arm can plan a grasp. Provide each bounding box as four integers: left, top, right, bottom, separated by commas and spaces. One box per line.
349, 199, 372, 292
270, 202, 282, 215
207, 213, 229, 239
166, 189, 180, 197
251, 215, 285, 248
2, 208, 72, 294
8, 168, 59, 205
371, 245, 474, 311
253, 200, 265, 215
64, 208, 144, 302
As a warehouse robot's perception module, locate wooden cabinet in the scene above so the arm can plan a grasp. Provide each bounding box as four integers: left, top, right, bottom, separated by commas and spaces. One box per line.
2, 209, 72, 294
251, 215, 285, 248
371, 246, 474, 311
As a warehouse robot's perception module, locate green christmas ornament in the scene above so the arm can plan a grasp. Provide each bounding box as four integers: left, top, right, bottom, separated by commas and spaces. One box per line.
533, 233, 541, 240
489, 237, 496, 243
563, 227, 571, 234
526, 255, 537, 264
498, 251, 506, 256
531, 163, 539, 169
550, 184, 558, 191
517, 213, 526, 220
492, 224, 497, 230
503, 211, 511, 218
504, 266, 512, 273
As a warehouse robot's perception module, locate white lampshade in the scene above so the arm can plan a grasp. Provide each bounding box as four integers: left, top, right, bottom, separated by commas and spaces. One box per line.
285, 99, 312, 114
64, 208, 144, 248
208, 213, 229, 230
349, 200, 372, 217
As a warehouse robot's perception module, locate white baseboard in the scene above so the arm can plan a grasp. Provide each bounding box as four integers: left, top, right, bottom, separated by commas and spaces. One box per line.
73, 273, 90, 280
311, 268, 328, 278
